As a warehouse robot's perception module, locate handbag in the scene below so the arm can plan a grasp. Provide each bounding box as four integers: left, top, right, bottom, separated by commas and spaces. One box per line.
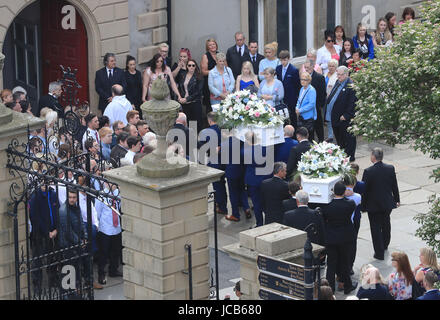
274, 102, 291, 125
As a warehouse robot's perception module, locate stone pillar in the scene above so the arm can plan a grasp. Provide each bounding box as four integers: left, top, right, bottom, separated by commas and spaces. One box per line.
0, 110, 45, 300
224, 223, 325, 300
104, 163, 222, 300
0, 53, 5, 91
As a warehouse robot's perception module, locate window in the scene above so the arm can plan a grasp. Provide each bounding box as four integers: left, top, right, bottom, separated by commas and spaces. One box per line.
13, 22, 39, 88
248, 0, 265, 52
276, 0, 309, 58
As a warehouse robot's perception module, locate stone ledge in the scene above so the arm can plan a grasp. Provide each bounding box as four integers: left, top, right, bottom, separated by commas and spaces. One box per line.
137, 11, 167, 31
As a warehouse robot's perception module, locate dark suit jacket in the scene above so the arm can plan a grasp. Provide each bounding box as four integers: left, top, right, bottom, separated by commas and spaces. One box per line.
322, 198, 356, 245
286, 140, 312, 178
95, 67, 127, 112
311, 71, 326, 111
283, 206, 326, 246
110, 144, 128, 168
37, 94, 63, 118
327, 79, 356, 128
361, 161, 400, 213
417, 289, 440, 300
357, 284, 393, 300
276, 64, 301, 110
242, 145, 270, 186
226, 45, 251, 79
282, 198, 298, 213
260, 177, 290, 225
250, 53, 265, 76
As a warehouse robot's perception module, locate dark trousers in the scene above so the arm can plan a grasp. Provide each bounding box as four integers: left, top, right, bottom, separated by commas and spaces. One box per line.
248, 185, 263, 227
98, 232, 122, 277
313, 107, 324, 142
350, 218, 361, 269
297, 118, 315, 140
31, 233, 59, 288
368, 210, 392, 259
333, 125, 357, 161
182, 101, 203, 133
227, 177, 250, 219
326, 243, 352, 293
213, 174, 228, 213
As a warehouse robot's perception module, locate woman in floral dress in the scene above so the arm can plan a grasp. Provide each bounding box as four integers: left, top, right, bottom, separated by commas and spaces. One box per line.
388, 252, 415, 300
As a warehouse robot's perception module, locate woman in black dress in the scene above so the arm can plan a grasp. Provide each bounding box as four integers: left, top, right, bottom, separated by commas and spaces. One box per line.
177, 59, 204, 133
200, 38, 218, 116
124, 55, 143, 117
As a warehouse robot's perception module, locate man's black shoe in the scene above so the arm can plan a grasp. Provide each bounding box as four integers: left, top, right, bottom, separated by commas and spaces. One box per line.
109, 271, 123, 278
98, 275, 107, 285
374, 254, 384, 260
344, 281, 358, 295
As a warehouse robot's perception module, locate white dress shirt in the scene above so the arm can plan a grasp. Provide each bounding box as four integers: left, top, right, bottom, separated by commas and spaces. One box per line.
103, 95, 133, 126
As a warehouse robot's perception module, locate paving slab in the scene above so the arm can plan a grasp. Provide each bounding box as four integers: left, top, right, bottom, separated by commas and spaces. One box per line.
400, 189, 435, 205
395, 156, 440, 169
423, 183, 440, 194
397, 181, 420, 193
397, 167, 437, 187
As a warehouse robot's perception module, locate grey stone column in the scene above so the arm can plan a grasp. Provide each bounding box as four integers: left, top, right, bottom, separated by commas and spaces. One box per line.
104, 163, 223, 300
0, 110, 44, 300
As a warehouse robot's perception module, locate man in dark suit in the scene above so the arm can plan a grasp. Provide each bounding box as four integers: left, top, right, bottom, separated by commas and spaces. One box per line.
417, 271, 440, 300
286, 127, 312, 178
37, 81, 64, 118
304, 60, 325, 142
226, 31, 251, 79
260, 162, 290, 225
322, 182, 358, 294
276, 51, 301, 127
249, 41, 264, 76
95, 53, 127, 113
361, 148, 400, 260
283, 190, 326, 246
282, 181, 301, 214
275, 125, 298, 164
328, 66, 357, 161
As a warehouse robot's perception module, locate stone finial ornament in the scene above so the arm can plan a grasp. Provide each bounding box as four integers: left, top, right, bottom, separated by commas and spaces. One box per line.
137, 78, 189, 178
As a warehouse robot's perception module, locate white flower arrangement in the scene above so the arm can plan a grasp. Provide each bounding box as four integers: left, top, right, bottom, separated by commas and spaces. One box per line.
215, 90, 284, 129
298, 141, 351, 179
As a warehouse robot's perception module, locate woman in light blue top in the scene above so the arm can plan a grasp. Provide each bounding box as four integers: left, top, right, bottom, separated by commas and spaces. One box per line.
258, 42, 280, 81
208, 52, 235, 105
296, 72, 317, 138
258, 67, 284, 107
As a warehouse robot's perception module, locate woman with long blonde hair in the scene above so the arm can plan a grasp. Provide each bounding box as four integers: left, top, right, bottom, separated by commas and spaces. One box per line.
236, 61, 259, 91
414, 247, 440, 286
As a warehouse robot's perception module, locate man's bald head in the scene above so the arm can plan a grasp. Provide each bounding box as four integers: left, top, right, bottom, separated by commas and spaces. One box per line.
112, 84, 124, 96
284, 125, 295, 138
176, 112, 187, 126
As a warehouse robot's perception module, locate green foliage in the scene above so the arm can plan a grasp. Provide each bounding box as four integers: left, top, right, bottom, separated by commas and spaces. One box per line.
414, 194, 440, 255
350, 0, 440, 256
350, 0, 440, 159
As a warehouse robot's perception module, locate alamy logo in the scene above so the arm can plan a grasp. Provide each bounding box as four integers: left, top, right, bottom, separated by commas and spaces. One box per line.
61, 5, 76, 30
61, 265, 76, 290
361, 5, 376, 30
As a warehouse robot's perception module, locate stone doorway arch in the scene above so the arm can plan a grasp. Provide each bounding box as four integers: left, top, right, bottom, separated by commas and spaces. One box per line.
0, 0, 119, 113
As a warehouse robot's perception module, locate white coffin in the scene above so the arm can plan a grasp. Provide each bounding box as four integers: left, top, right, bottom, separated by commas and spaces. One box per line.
301, 174, 341, 204
233, 124, 284, 147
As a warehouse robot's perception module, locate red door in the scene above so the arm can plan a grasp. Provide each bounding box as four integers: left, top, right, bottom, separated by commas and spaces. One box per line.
41, 0, 89, 106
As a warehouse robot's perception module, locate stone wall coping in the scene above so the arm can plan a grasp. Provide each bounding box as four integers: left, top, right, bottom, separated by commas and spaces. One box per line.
223, 242, 325, 264
104, 162, 223, 192
0, 112, 45, 140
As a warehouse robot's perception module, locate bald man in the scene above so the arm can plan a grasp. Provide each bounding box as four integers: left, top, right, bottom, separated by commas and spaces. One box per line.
103, 84, 133, 126
275, 125, 298, 164
173, 112, 192, 158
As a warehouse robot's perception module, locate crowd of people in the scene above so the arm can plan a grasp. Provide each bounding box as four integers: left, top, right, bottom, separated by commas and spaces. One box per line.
1, 6, 437, 300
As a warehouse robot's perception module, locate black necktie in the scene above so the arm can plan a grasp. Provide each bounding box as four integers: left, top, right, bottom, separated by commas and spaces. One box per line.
238, 47, 242, 56
253, 56, 256, 63
109, 70, 113, 80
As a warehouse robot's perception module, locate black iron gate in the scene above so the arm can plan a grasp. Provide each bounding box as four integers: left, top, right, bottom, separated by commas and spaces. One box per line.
6, 66, 121, 300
